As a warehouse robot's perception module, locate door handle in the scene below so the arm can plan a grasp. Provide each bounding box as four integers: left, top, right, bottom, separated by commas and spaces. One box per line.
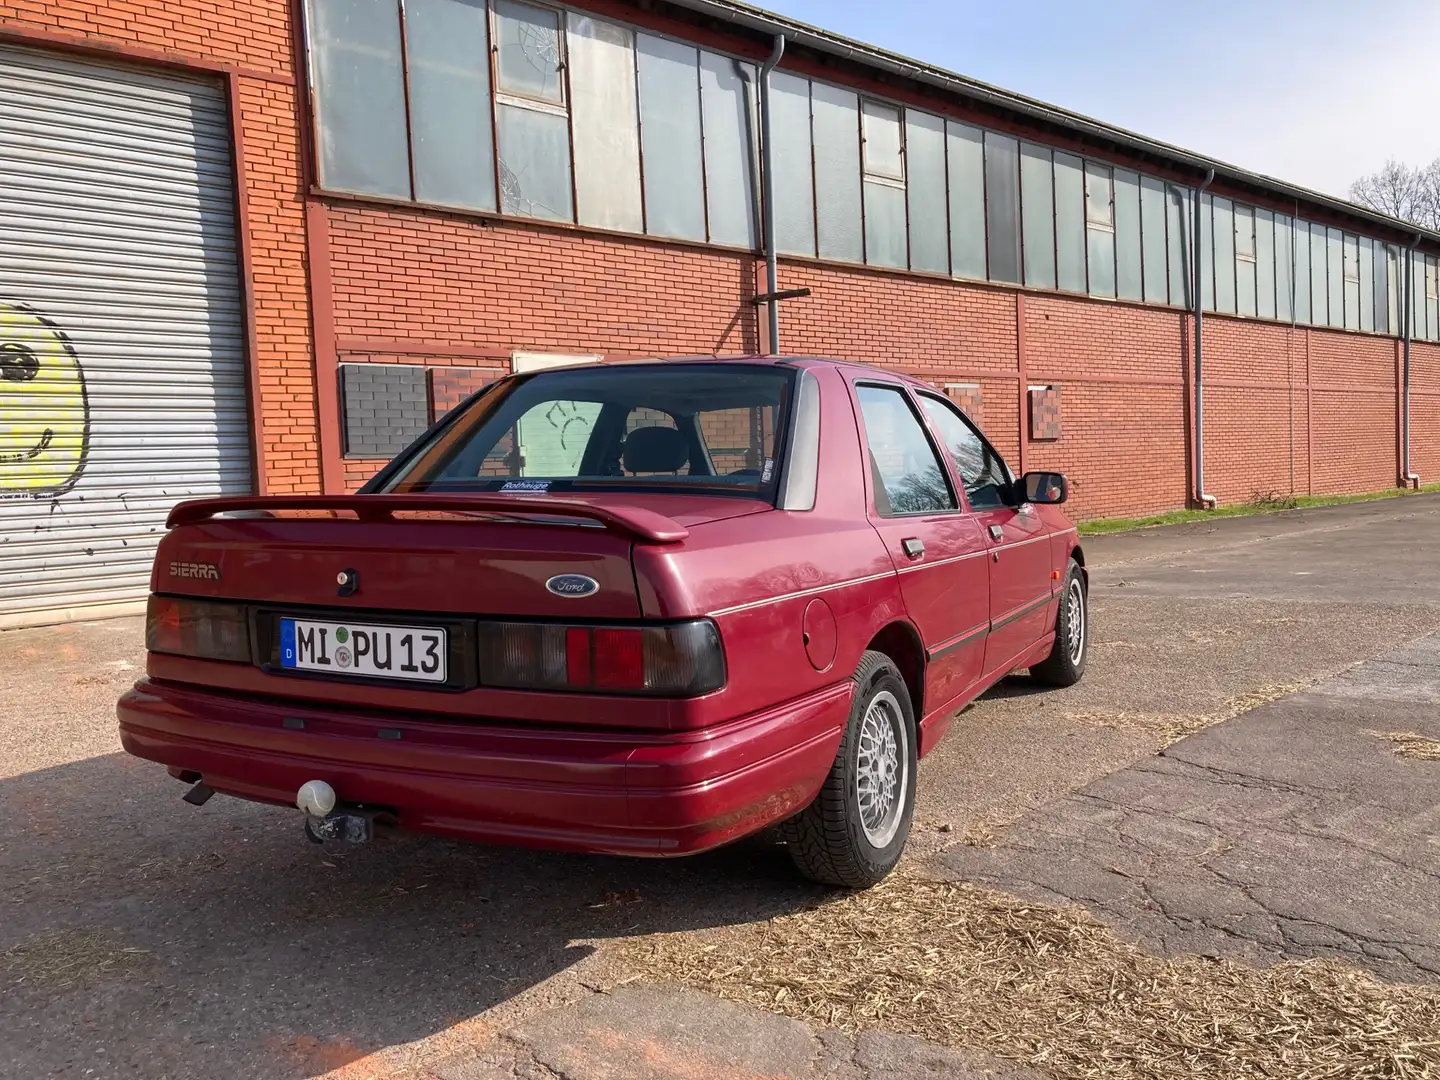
988, 525, 1004, 541
901, 537, 924, 559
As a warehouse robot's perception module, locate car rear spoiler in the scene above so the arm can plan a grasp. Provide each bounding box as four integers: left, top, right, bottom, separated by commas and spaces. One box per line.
166, 495, 690, 543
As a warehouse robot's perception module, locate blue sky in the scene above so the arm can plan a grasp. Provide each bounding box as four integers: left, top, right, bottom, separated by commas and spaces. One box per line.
761, 0, 1440, 200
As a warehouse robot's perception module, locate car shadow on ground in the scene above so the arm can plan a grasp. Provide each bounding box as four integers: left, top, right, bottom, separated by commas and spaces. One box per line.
1, 751, 829, 1079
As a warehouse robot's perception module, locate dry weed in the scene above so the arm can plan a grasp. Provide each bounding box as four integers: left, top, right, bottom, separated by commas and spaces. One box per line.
3, 926, 152, 992
1365, 730, 1440, 762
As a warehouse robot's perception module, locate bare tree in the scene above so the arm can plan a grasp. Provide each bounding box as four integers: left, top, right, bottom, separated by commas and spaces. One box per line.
1349, 158, 1440, 229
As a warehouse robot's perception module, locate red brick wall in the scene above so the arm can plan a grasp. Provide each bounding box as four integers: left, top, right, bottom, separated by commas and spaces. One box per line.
1413, 341, 1440, 482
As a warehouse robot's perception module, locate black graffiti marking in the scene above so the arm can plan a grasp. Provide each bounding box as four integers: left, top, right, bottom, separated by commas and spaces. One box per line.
0, 428, 53, 464
1, 342, 39, 381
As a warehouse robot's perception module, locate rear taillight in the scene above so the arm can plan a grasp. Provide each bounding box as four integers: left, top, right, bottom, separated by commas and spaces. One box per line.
477, 620, 725, 696
146, 595, 251, 663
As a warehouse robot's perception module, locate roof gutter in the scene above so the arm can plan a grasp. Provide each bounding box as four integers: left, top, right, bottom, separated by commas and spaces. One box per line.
759, 33, 785, 355
1193, 170, 1217, 509
664, 0, 1440, 247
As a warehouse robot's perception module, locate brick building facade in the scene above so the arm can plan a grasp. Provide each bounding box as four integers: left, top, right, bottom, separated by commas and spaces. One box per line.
1, 0, 1436, 627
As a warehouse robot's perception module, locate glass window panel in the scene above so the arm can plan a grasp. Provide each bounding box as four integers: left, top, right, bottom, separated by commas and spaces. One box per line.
1342, 235, 1360, 331
495, 0, 563, 103
864, 181, 907, 268
1087, 224, 1115, 296
1309, 224, 1327, 325
406, 0, 495, 211
1200, 193, 1214, 311
906, 111, 949, 273
947, 122, 986, 279
861, 101, 903, 179
1166, 185, 1191, 307
1359, 238, 1375, 332
1055, 153, 1087, 292
1234, 205, 1256, 317
770, 72, 815, 257
1371, 239, 1388, 334
984, 132, 1021, 284
1256, 209, 1275, 320
496, 103, 573, 221
1429, 259, 1439, 340
1326, 228, 1344, 329
306, 0, 410, 197
637, 34, 705, 241
1275, 214, 1293, 322
1213, 197, 1235, 314
811, 81, 863, 263
700, 52, 759, 249
1114, 169, 1141, 301
1084, 162, 1113, 226
1020, 142, 1056, 289
1412, 252, 1425, 338
1388, 246, 1400, 334
855, 384, 955, 515
1292, 219, 1311, 323
1141, 175, 1168, 304
568, 14, 641, 232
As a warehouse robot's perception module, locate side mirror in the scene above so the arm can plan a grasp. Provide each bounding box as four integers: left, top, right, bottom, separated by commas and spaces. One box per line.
1021, 471, 1068, 505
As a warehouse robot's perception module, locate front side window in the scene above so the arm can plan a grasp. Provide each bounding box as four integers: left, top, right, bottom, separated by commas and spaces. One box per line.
917, 393, 1012, 510
855, 384, 955, 516
382, 364, 792, 498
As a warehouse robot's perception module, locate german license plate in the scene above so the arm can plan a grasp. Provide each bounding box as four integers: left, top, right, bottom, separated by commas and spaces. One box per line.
279, 618, 447, 683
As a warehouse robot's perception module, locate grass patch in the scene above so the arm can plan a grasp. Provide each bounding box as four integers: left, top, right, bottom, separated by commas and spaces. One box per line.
624, 874, 1440, 1080
3, 926, 152, 992
1366, 730, 1440, 762
1079, 484, 1440, 536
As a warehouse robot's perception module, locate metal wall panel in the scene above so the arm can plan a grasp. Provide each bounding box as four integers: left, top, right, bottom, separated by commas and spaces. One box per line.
0, 45, 251, 627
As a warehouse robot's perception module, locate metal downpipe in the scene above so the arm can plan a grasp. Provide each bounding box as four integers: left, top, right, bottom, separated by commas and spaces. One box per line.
1194, 168, 1217, 508
1402, 234, 1421, 488
759, 34, 785, 354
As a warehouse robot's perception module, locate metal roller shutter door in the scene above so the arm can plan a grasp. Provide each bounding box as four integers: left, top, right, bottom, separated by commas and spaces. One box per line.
0, 45, 251, 629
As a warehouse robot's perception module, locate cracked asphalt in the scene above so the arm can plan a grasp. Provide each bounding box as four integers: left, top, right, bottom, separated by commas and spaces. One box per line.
2, 494, 1438, 1079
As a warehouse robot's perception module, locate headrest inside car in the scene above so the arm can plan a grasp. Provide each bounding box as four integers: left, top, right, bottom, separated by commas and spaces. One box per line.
623, 425, 689, 473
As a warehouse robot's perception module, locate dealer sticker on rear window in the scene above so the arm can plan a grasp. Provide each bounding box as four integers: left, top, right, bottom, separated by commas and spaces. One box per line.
500, 480, 550, 493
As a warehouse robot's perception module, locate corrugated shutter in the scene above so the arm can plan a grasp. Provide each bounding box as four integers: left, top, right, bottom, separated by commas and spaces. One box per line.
0, 45, 251, 629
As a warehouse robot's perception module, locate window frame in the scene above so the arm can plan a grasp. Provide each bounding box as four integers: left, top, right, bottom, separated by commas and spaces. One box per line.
913, 388, 1015, 512
859, 99, 907, 186
490, 0, 571, 115
852, 379, 960, 519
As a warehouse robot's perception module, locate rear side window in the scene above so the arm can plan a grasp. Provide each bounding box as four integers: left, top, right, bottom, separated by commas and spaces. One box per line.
855, 384, 956, 515
380, 364, 793, 498
917, 393, 1012, 509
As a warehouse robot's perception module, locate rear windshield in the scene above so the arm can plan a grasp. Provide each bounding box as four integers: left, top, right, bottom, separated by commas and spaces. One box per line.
379, 363, 795, 499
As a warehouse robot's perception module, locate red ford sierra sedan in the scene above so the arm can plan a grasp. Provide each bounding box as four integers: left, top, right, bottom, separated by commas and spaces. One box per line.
118, 357, 1087, 887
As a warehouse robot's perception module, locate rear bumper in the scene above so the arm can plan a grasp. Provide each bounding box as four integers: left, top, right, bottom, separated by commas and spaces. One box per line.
117, 679, 851, 856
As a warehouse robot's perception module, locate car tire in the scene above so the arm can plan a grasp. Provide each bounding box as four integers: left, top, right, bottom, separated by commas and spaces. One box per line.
782, 650, 918, 889
1030, 558, 1088, 687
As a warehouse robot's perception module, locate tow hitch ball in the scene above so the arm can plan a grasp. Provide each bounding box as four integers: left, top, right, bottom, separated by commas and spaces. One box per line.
296, 780, 375, 844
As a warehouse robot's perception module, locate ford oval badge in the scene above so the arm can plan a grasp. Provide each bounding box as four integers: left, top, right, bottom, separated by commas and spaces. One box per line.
546, 574, 600, 598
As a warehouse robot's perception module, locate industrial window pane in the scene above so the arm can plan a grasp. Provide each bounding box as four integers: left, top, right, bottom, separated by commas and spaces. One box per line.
1309, 224, 1327, 325
306, 0, 411, 198
568, 14, 641, 232
496, 103, 572, 221
700, 53, 758, 249
811, 81, 863, 263
1020, 142, 1056, 289
1413, 252, 1426, 339
637, 34, 705, 241
1388, 246, 1400, 334
1292, 220, 1311, 323
861, 101, 904, 180
770, 72, 815, 257
1326, 228, 1344, 329
1234, 204, 1256, 317
1359, 238, 1375, 332
1114, 169, 1141, 301
1085, 162, 1114, 297
1274, 215, 1293, 322
1055, 153, 1086, 292
1429, 258, 1439, 340
494, 0, 563, 103
1342, 235, 1360, 331
1213, 197, 1236, 314
984, 132, 1021, 284
1141, 175, 1167, 303
1371, 239, 1388, 334
1200, 193, 1214, 311
947, 122, 986, 279
864, 180, 907, 268
906, 111, 949, 273
1166, 184, 1191, 307
1256, 209, 1275, 319
407, 0, 495, 211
